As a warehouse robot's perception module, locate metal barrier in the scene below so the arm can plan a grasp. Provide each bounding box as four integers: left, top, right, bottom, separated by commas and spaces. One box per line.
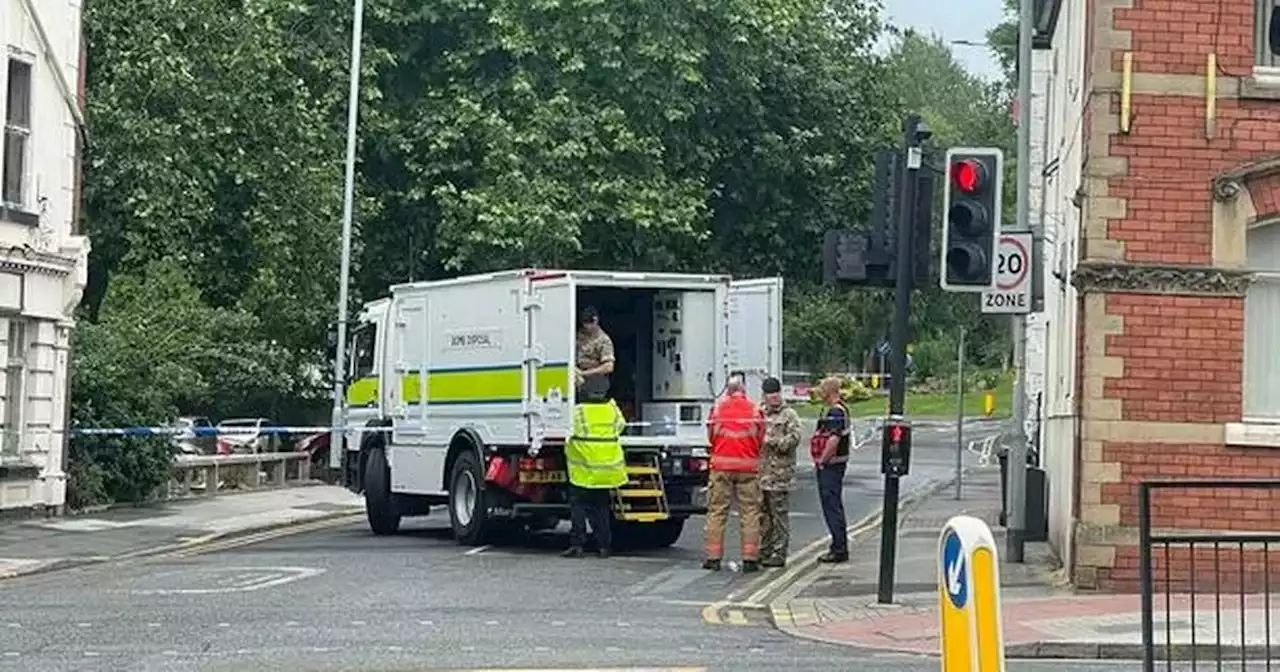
169, 452, 312, 498
1139, 480, 1280, 670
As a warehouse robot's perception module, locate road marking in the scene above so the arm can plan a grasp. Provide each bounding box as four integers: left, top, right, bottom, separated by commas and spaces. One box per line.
161, 513, 362, 558
464, 544, 492, 556
442, 669, 707, 672
131, 566, 325, 595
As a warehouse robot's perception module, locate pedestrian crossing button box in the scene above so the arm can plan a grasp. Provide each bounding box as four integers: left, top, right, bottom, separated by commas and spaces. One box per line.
881, 422, 912, 477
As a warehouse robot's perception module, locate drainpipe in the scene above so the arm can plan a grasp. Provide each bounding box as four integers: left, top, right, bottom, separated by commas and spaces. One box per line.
19, 0, 88, 142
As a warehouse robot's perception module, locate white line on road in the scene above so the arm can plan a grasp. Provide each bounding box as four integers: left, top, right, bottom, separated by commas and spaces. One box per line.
463, 544, 492, 556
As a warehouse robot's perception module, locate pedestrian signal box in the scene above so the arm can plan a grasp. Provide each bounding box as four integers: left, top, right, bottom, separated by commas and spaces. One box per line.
881, 422, 912, 477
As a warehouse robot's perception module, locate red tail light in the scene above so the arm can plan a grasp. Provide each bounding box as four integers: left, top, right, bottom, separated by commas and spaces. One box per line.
685, 457, 709, 472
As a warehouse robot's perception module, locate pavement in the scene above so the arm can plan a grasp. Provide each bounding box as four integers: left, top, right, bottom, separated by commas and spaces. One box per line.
0, 485, 364, 579
0, 417, 1012, 670
768, 463, 1280, 663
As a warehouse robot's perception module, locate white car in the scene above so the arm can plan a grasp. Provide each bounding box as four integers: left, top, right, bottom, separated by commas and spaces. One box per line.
215, 418, 276, 454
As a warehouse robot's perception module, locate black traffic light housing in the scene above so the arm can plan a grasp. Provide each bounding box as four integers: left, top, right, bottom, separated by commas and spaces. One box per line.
823, 150, 934, 288
940, 147, 1003, 292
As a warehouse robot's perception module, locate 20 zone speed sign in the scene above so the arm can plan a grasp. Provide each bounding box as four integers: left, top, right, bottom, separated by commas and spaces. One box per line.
981, 232, 1031, 314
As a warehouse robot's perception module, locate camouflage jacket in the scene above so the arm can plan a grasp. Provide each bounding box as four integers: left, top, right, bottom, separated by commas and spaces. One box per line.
758, 403, 803, 491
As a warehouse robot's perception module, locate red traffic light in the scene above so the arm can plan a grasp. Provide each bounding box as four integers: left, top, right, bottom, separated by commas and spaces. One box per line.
951, 159, 986, 194
890, 424, 904, 443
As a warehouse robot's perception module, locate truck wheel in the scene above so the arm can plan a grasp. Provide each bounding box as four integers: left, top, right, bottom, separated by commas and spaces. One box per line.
364, 445, 401, 535
644, 518, 686, 548
448, 450, 492, 546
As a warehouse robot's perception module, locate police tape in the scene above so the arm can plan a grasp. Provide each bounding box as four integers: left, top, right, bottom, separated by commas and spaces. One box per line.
67, 419, 888, 439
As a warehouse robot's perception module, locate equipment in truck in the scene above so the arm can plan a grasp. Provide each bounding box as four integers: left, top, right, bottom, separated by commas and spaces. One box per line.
329, 269, 782, 549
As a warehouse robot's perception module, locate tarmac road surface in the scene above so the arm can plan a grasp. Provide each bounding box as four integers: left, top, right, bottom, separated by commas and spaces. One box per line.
0, 420, 1018, 671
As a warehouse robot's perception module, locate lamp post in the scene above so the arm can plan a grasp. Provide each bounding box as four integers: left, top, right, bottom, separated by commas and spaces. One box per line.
330, 0, 365, 470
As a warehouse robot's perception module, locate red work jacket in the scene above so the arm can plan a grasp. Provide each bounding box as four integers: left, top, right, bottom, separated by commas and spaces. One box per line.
707, 391, 765, 472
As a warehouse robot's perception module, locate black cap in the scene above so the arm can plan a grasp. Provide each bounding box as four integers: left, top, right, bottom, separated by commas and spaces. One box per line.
577, 374, 610, 401
761, 377, 782, 394
579, 305, 599, 322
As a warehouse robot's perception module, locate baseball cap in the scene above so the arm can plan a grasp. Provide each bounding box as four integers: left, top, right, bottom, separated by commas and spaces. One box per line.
761, 377, 782, 394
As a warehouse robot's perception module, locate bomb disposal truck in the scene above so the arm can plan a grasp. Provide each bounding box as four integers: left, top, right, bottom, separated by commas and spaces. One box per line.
331, 269, 782, 548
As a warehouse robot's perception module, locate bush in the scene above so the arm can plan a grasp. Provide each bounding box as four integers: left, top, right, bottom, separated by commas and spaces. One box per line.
69, 260, 319, 509
808, 375, 875, 405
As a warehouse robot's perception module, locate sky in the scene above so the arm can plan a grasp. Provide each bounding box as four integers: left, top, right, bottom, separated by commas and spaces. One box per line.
881, 0, 1005, 80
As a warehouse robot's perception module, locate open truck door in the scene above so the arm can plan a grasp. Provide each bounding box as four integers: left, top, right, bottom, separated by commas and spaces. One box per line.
524, 272, 576, 445
727, 278, 784, 400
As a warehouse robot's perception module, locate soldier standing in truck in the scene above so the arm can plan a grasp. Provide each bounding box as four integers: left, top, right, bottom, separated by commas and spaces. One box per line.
575, 305, 616, 387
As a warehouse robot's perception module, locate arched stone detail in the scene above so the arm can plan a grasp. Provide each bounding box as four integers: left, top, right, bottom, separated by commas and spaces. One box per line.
1213, 156, 1280, 269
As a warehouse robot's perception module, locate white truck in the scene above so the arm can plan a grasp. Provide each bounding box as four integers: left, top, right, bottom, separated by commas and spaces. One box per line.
330, 269, 782, 548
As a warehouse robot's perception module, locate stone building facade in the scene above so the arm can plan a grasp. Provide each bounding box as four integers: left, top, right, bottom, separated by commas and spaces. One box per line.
0, 0, 90, 514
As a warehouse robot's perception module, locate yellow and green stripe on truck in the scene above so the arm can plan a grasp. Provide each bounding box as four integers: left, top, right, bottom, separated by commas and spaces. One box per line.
345, 362, 572, 408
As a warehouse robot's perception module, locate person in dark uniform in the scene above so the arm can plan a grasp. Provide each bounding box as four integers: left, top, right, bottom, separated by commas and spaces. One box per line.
809, 376, 851, 563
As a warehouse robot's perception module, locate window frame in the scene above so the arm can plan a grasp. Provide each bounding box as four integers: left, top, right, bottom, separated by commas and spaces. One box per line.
2, 53, 33, 211
0, 318, 28, 457
1229, 218, 1280, 446
350, 324, 378, 380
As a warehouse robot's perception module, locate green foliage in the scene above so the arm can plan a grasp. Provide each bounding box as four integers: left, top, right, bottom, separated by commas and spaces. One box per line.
70, 0, 1015, 506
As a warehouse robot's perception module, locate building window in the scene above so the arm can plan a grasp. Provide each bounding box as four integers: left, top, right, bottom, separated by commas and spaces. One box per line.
1245, 220, 1280, 420
0, 319, 26, 456
3, 57, 32, 208
1257, 0, 1280, 68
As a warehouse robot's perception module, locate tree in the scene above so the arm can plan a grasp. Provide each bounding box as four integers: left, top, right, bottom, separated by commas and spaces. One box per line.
986, 0, 1019, 84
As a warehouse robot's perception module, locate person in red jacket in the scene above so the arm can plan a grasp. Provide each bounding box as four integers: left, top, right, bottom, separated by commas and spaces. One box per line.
702, 371, 766, 573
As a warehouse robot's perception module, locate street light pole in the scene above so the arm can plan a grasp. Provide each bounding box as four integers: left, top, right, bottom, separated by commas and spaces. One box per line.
330, 0, 365, 470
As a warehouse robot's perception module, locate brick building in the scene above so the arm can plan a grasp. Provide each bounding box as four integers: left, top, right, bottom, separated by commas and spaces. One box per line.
1037, 0, 1280, 592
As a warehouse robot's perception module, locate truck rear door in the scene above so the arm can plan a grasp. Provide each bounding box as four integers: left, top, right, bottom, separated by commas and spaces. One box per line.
727, 278, 784, 398
389, 294, 428, 444
524, 272, 575, 442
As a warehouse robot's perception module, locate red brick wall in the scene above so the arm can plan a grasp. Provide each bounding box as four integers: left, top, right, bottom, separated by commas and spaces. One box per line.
1082, 0, 1280, 594
1112, 1, 1254, 76
1107, 97, 1280, 264
1102, 294, 1243, 423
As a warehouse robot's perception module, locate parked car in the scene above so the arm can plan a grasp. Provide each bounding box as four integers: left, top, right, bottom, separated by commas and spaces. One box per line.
171, 416, 216, 457
215, 418, 280, 454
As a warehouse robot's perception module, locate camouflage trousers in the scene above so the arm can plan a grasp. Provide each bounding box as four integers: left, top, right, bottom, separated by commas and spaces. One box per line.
760, 490, 791, 564
704, 471, 762, 561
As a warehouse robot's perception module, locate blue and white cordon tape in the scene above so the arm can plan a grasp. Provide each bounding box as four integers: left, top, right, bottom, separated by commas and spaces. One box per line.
69, 419, 884, 443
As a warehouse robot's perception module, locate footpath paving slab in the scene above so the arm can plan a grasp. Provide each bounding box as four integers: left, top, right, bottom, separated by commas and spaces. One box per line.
0, 485, 363, 579
768, 466, 1280, 660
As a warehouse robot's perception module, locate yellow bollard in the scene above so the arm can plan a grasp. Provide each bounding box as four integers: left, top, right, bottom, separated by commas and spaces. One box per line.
871, 374, 880, 389
939, 515, 1007, 671
982, 391, 995, 417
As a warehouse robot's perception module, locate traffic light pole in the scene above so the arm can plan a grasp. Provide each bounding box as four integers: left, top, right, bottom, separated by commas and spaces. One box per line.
877, 114, 927, 605
1006, 0, 1035, 565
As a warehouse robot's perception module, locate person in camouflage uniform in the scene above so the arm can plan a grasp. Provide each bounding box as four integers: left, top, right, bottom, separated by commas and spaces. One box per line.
758, 376, 803, 567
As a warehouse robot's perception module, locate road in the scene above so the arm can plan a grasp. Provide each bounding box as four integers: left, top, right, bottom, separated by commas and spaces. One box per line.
0, 420, 1022, 671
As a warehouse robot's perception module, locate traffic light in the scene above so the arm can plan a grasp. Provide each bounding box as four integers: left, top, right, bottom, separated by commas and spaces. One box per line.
940, 147, 1003, 291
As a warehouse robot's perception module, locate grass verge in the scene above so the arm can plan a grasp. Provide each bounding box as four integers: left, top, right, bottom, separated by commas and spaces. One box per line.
797, 374, 1015, 420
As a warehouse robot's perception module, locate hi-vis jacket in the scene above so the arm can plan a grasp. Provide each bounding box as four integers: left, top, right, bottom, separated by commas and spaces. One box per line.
707, 391, 765, 472
565, 401, 629, 489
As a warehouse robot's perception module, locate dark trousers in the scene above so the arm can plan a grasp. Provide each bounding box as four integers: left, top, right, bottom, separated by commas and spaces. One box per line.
569, 485, 613, 551
816, 461, 848, 554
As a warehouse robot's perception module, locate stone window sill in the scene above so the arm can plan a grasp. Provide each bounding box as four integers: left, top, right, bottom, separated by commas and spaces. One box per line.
0, 206, 37, 227
1242, 68, 1280, 100
1225, 421, 1280, 448
0, 457, 40, 479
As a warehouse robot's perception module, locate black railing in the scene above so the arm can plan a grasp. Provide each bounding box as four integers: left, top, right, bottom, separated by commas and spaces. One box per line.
1140, 480, 1280, 671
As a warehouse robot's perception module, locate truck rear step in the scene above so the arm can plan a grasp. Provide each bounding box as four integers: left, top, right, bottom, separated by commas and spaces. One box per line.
613, 454, 670, 522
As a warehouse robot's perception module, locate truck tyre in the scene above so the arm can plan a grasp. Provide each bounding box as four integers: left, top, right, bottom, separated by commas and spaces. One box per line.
364, 446, 401, 535
448, 450, 492, 546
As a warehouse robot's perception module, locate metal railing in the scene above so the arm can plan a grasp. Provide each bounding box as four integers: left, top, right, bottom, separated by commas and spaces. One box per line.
1140, 480, 1280, 670
168, 452, 313, 499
